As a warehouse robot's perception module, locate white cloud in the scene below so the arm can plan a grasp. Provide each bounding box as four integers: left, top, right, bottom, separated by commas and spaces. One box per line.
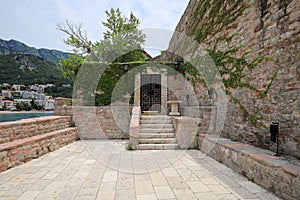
0, 0, 189, 53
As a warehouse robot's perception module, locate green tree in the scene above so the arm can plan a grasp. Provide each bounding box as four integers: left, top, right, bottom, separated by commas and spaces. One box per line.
94, 8, 146, 62
58, 54, 85, 80
16, 102, 32, 111
58, 8, 146, 77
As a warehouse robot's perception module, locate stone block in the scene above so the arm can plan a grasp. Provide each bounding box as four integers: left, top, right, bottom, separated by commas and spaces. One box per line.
174, 117, 200, 149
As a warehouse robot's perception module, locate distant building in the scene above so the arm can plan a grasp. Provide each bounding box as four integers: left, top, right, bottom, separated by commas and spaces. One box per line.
12, 84, 21, 91
2, 83, 11, 88
35, 92, 45, 100
46, 84, 55, 87
3, 100, 16, 110
21, 91, 33, 99
14, 99, 32, 106
1, 90, 13, 99
141, 50, 153, 61
45, 99, 54, 110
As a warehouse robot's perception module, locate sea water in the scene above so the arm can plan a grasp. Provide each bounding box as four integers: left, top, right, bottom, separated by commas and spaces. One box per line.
0, 112, 53, 122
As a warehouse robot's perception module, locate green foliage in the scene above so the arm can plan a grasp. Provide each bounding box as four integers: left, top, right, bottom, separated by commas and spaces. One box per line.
12, 92, 22, 99
93, 8, 146, 62
16, 102, 32, 111
102, 8, 143, 40
0, 53, 72, 85
0, 39, 69, 64
172, 33, 277, 128
206, 35, 267, 90
127, 144, 133, 150
59, 54, 85, 80
95, 61, 146, 106
206, 34, 276, 128
190, 0, 249, 43
182, 0, 278, 128
59, 8, 146, 99
59, 8, 146, 65
45, 86, 72, 98
69, 61, 171, 106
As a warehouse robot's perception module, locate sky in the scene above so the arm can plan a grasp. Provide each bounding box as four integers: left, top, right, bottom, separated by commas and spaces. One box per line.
0, 0, 189, 56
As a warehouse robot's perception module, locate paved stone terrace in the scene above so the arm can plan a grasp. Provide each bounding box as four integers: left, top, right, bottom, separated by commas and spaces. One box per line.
0, 141, 281, 200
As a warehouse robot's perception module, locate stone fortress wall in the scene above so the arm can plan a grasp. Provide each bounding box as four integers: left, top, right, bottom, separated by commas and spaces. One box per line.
167, 0, 300, 158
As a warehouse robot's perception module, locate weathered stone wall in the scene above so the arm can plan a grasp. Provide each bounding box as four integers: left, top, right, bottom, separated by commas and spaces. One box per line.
54, 98, 131, 139
167, 73, 216, 134
0, 115, 78, 172
168, 0, 300, 158
54, 97, 73, 116
0, 116, 71, 144
0, 128, 78, 172
196, 134, 300, 200
73, 106, 130, 139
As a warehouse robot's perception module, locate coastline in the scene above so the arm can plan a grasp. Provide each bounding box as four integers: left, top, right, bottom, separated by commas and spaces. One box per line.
0, 110, 54, 114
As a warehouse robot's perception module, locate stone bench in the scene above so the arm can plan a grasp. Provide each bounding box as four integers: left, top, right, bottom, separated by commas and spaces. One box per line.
0, 127, 78, 172
196, 134, 300, 200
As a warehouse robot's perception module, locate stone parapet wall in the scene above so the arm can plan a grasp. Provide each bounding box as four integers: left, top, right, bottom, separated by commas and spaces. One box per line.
0, 116, 72, 144
0, 127, 78, 172
73, 106, 130, 139
196, 134, 300, 200
54, 97, 73, 116
54, 98, 131, 139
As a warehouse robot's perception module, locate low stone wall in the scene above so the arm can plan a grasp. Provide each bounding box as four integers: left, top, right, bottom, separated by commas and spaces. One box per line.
54, 98, 131, 139
195, 134, 300, 200
0, 116, 72, 144
0, 127, 78, 172
72, 106, 130, 139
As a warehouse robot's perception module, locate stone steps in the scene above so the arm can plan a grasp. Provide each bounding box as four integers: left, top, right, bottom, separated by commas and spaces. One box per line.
140, 124, 174, 129
139, 138, 177, 144
141, 115, 171, 120
138, 144, 178, 150
138, 115, 178, 150
139, 133, 176, 138
140, 119, 172, 124
140, 128, 175, 133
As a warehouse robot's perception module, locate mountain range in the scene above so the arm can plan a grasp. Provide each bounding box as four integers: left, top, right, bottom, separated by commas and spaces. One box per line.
0, 38, 71, 86
0, 39, 69, 64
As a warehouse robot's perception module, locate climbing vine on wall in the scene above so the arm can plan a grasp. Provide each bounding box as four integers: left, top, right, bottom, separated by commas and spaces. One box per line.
205, 34, 277, 128
94, 61, 174, 106
190, 0, 249, 43
172, 0, 279, 128
172, 33, 278, 128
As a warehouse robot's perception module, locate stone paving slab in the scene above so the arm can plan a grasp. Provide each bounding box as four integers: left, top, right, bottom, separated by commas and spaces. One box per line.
0, 141, 282, 200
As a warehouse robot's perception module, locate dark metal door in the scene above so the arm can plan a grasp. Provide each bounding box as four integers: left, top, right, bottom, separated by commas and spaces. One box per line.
141, 74, 161, 112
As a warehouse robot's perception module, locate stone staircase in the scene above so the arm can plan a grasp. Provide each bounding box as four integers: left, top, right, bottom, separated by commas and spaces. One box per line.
138, 115, 178, 150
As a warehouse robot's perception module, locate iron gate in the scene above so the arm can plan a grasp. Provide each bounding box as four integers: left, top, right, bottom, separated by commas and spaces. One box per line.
141, 74, 161, 112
